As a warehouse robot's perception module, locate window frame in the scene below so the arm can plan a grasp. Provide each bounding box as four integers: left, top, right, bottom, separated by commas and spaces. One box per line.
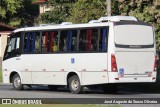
22, 31, 41, 54
3, 32, 23, 60
21, 26, 109, 54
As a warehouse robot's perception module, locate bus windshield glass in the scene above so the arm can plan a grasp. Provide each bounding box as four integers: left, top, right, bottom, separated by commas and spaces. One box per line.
4, 33, 21, 59
114, 25, 154, 48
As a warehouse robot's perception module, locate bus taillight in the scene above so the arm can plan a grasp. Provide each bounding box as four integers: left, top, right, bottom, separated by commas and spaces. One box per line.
111, 54, 118, 72
153, 56, 157, 72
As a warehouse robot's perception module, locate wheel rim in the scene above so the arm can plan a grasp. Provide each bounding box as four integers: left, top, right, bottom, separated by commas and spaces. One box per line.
71, 79, 79, 91
14, 77, 21, 88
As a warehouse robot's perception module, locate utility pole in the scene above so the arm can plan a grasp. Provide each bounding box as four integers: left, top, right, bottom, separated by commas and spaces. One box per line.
106, 0, 111, 16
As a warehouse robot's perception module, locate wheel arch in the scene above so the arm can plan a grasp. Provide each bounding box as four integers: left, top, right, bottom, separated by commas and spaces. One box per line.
9, 71, 21, 83
66, 71, 81, 86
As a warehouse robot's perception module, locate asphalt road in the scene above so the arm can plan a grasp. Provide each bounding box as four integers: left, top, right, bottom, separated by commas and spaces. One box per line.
0, 83, 160, 98
1, 84, 160, 107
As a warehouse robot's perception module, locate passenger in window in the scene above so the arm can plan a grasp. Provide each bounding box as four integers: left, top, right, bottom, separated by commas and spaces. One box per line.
79, 37, 83, 51
52, 40, 58, 52
72, 38, 76, 51
63, 38, 67, 51
41, 36, 47, 52
35, 36, 40, 53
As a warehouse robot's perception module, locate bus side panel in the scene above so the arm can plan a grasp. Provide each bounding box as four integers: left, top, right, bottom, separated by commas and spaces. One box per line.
20, 54, 65, 85
2, 57, 32, 84
81, 53, 108, 85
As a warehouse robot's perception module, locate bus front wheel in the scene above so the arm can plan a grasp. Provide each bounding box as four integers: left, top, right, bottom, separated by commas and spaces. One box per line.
12, 74, 23, 90
68, 75, 83, 94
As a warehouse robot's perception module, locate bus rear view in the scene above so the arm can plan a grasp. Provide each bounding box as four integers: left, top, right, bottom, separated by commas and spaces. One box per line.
109, 21, 156, 83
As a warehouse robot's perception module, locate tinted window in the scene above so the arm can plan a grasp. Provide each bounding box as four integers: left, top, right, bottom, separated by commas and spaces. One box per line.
23, 32, 40, 53
42, 31, 59, 53
78, 27, 108, 52
59, 30, 77, 52
99, 28, 108, 52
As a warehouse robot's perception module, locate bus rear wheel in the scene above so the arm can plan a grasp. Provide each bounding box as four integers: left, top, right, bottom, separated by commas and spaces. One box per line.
12, 74, 23, 90
68, 75, 83, 94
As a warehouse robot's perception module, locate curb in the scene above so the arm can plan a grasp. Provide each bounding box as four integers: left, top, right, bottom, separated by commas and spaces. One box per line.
0, 83, 11, 86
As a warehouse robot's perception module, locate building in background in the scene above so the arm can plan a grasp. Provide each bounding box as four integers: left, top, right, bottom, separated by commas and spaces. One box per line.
32, 0, 52, 14
0, 23, 15, 63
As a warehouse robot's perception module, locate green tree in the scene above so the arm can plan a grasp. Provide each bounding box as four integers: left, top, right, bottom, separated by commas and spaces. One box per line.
0, 0, 39, 27
67, 0, 106, 23
38, 0, 160, 47
111, 0, 160, 47
0, 0, 23, 26
40, 0, 76, 24
0, 0, 22, 19
40, 0, 106, 24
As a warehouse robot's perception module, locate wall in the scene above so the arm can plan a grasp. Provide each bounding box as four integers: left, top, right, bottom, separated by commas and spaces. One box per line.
0, 32, 10, 58
39, 4, 52, 14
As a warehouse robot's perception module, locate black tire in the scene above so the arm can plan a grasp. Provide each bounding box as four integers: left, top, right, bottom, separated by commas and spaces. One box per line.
12, 74, 23, 90
48, 85, 58, 91
102, 84, 118, 94
68, 75, 83, 94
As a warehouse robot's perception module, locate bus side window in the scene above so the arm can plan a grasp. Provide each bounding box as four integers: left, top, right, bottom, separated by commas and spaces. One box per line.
41, 32, 47, 52
34, 33, 41, 53
59, 31, 67, 52
79, 29, 86, 51
42, 31, 50, 52
24, 33, 30, 52
70, 30, 77, 52
92, 29, 98, 51
42, 31, 58, 53
59, 30, 77, 52
79, 28, 98, 52
51, 31, 58, 52
99, 28, 108, 52
23, 32, 40, 53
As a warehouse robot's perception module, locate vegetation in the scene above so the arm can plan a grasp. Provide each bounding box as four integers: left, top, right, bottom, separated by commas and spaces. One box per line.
1, 0, 160, 46
111, 0, 160, 47
40, 0, 106, 24
0, 68, 2, 83
0, 0, 39, 27
67, 0, 106, 23
40, 0, 77, 24
39, 0, 160, 47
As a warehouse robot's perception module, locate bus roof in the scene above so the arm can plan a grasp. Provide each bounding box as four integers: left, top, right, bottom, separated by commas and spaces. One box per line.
13, 22, 110, 33
13, 16, 139, 33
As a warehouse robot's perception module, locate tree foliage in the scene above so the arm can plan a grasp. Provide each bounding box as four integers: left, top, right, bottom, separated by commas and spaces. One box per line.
2, 0, 160, 46
0, 0, 22, 19
40, 0, 105, 24
40, 0, 76, 24
0, 0, 39, 27
40, 0, 160, 47
67, 0, 106, 23
111, 0, 160, 47
0, 0, 23, 26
